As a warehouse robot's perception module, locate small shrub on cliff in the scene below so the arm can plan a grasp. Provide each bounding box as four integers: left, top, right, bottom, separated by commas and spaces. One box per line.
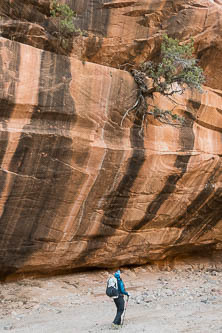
143, 35, 204, 93
50, 0, 80, 36
122, 35, 205, 130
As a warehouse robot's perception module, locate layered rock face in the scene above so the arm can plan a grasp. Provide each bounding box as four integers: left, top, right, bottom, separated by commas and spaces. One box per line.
0, 0, 222, 279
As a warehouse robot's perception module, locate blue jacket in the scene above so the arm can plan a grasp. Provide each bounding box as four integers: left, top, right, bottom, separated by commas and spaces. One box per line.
116, 277, 129, 296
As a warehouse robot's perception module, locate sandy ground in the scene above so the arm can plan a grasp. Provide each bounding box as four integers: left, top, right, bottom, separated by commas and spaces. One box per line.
0, 262, 222, 333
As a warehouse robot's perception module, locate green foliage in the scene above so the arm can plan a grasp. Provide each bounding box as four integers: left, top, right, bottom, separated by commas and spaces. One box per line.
50, 0, 78, 35
123, 35, 205, 129
140, 34, 205, 94
153, 107, 185, 124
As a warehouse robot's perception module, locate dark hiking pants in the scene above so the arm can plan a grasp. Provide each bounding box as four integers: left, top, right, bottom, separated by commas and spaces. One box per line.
113, 295, 125, 325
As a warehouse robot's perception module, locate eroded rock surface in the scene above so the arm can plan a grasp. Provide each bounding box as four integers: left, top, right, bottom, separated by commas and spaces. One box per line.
0, 0, 222, 279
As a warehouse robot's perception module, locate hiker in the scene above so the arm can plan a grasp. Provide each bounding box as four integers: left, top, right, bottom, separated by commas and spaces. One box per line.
112, 270, 130, 329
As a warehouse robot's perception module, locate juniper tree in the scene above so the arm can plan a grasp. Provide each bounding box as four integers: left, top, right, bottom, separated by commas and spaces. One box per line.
50, 0, 77, 35
50, 0, 82, 50
121, 35, 205, 129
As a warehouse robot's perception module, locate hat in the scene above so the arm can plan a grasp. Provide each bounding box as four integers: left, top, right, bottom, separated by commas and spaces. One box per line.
114, 270, 121, 278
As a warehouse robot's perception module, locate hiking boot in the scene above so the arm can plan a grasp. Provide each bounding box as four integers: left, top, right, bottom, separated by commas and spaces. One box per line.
111, 323, 120, 330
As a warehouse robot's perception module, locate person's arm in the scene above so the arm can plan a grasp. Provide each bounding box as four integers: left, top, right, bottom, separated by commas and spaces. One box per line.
119, 279, 129, 296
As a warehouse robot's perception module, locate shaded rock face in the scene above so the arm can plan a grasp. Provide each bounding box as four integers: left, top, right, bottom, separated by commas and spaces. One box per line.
0, 0, 222, 279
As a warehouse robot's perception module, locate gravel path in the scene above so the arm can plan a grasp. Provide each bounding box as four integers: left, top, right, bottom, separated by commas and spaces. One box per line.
0, 263, 222, 332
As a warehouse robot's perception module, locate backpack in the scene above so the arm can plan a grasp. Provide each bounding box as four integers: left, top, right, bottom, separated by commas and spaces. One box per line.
106, 277, 119, 298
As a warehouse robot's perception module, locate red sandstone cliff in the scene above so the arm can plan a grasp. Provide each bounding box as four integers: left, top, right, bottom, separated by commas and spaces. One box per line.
0, 0, 222, 279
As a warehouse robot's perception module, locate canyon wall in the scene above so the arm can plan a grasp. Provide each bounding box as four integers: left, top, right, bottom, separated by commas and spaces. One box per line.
0, 0, 222, 279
